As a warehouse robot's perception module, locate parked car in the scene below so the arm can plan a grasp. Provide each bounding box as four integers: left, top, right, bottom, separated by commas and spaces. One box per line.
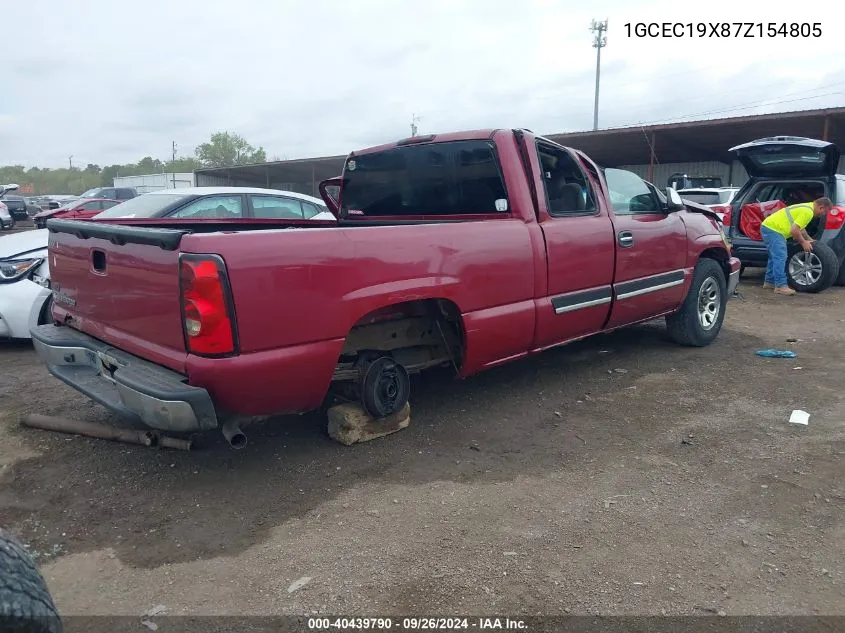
24, 197, 43, 216
3, 190, 334, 340
33, 198, 120, 229
0, 195, 31, 222
0, 184, 18, 230
30, 129, 739, 447
0, 201, 12, 230
725, 136, 845, 292
88, 187, 336, 221
78, 186, 137, 201
677, 187, 739, 222
0, 229, 52, 338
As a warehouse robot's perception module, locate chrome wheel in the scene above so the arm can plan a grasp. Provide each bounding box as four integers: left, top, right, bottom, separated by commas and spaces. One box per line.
697, 277, 720, 330
788, 252, 822, 287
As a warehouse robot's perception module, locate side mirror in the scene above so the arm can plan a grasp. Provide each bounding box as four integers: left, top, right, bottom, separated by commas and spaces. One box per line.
665, 187, 685, 212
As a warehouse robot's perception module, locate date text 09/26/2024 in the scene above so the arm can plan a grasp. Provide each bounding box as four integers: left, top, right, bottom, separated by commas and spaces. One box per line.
307, 617, 528, 630
624, 22, 822, 38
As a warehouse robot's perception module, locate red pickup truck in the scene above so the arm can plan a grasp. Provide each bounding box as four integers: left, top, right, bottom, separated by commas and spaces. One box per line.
31, 129, 740, 447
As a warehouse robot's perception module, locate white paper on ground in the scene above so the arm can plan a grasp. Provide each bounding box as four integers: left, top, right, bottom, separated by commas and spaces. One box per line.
789, 410, 810, 426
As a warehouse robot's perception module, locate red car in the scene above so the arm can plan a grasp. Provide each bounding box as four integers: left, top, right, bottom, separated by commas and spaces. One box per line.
33, 198, 120, 229
31, 128, 739, 447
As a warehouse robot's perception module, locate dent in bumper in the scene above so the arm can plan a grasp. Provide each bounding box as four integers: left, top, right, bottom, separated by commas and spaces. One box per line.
30, 324, 217, 433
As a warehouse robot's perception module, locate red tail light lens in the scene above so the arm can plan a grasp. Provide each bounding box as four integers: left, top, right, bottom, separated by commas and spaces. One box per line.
825, 206, 845, 231
179, 255, 237, 356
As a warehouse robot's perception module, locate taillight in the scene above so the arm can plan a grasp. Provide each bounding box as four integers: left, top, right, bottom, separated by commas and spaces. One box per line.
825, 206, 845, 230
711, 204, 731, 226
179, 254, 237, 356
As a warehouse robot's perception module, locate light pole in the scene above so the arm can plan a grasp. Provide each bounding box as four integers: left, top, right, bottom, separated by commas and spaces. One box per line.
590, 19, 608, 131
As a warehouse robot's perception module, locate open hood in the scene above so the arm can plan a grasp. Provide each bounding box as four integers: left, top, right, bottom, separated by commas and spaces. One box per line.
729, 136, 840, 178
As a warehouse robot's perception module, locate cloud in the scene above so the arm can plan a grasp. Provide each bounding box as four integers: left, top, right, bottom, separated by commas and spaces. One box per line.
0, 0, 842, 168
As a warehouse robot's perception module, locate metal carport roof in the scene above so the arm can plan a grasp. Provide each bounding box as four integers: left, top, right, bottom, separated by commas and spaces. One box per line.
194, 106, 845, 192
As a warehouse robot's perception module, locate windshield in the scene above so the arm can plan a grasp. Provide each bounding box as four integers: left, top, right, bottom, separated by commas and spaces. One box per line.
340, 140, 508, 217
94, 193, 191, 218
79, 188, 102, 198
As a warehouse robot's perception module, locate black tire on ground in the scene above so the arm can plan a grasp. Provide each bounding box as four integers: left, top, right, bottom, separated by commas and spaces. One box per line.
0, 529, 63, 633
786, 241, 839, 293
666, 258, 727, 347
739, 263, 746, 276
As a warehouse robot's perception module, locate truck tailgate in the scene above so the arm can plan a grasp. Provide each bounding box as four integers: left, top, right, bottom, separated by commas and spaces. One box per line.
47, 220, 189, 373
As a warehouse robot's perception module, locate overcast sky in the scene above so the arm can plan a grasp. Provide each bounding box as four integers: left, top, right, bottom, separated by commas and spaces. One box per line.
1, 0, 843, 168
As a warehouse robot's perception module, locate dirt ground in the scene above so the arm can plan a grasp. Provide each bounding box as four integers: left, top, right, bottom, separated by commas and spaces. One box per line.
1, 270, 843, 617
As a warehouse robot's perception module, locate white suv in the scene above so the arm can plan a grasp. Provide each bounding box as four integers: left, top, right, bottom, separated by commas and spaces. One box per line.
676, 187, 739, 222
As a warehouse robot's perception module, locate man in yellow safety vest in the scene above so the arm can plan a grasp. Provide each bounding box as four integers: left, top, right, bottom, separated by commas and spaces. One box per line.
760, 197, 833, 296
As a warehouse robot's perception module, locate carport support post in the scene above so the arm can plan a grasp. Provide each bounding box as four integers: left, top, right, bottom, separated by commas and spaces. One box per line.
823, 115, 830, 141
311, 165, 316, 197
266, 167, 270, 188
647, 132, 657, 183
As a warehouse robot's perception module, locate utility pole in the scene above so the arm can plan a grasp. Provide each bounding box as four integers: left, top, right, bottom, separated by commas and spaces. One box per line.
410, 113, 421, 137
172, 141, 177, 162
590, 19, 608, 131
68, 155, 73, 169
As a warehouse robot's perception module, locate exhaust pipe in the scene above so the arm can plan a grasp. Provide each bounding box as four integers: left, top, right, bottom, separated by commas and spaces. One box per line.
221, 420, 247, 449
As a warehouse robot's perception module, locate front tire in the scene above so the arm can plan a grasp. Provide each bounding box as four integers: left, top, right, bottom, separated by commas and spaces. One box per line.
786, 242, 839, 293
0, 528, 63, 633
666, 258, 727, 347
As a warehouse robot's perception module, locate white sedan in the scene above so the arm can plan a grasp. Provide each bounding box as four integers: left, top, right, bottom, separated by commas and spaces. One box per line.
0, 229, 52, 339
0, 187, 337, 339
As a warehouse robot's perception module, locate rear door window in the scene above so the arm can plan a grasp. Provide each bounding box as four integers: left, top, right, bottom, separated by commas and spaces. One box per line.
249, 195, 304, 219
340, 140, 508, 216
170, 195, 244, 219
301, 201, 323, 218
678, 191, 721, 205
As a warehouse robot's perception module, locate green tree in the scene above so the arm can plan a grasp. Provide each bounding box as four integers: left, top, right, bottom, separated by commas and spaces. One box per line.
195, 132, 266, 168
164, 157, 202, 173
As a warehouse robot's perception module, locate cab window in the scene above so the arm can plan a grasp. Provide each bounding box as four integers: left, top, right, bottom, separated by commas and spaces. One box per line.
536, 142, 597, 216
604, 169, 661, 214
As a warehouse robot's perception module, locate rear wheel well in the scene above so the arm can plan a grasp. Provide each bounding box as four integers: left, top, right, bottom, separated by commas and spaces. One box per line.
334, 299, 466, 382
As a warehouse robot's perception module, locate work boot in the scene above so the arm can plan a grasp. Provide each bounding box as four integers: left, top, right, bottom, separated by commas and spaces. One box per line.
762, 281, 774, 289
774, 286, 797, 296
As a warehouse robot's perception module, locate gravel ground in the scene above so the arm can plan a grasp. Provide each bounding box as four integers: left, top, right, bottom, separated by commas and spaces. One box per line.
0, 270, 843, 617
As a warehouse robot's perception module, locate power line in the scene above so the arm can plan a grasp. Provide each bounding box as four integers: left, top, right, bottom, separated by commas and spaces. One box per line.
601, 81, 845, 126
623, 91, 845, 129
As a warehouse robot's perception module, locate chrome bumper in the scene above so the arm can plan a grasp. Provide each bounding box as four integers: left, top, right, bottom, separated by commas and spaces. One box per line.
30, 324, 218, 433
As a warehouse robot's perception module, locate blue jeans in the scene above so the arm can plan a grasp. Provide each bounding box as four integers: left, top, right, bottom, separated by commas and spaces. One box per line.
761, 225, 788, 287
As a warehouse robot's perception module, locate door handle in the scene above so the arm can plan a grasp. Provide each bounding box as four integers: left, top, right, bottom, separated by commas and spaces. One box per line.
618, 231, 634, 248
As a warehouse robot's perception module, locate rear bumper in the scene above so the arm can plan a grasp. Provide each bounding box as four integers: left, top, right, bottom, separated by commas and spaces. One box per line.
30, 324, 218, 433
727, 256, 741, 295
